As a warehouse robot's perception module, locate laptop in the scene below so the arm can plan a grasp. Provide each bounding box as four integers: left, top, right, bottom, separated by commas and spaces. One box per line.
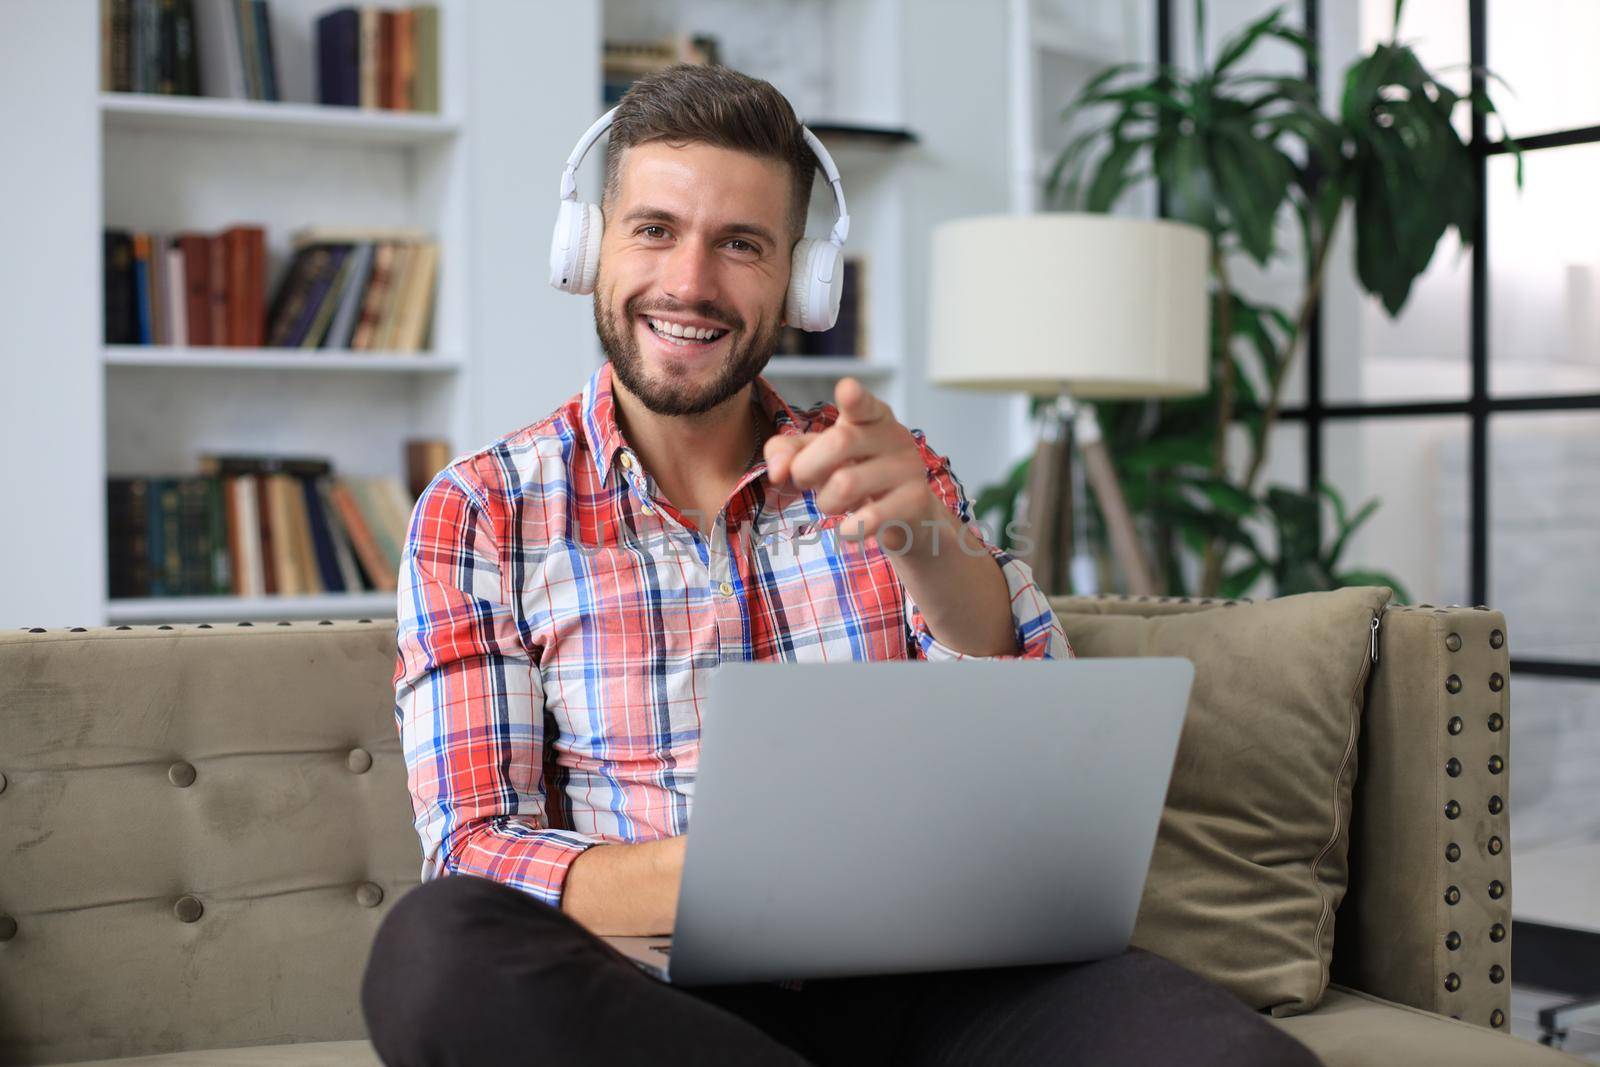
601, 657, 1194, 986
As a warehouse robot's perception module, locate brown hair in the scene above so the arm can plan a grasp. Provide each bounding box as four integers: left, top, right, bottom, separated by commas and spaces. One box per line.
602, 64, 816, 245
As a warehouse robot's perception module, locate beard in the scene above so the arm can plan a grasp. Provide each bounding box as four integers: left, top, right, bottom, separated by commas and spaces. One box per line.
594, 288, 783, 418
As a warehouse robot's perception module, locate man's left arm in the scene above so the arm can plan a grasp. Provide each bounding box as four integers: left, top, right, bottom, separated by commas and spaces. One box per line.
763, 376, 1072, 661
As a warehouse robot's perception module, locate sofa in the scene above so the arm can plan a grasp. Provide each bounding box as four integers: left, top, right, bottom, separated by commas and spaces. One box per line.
0, 594, 1584, 1065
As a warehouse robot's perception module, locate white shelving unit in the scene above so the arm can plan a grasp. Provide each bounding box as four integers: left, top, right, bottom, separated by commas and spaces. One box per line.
3, 0, 1027, 628
91, 0, 471, 625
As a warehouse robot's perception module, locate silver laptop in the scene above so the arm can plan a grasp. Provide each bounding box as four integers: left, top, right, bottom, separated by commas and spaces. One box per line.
602, 657, 1193, 986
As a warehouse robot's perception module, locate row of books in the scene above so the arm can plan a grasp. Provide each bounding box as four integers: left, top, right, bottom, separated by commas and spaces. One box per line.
602, 33, 720, 108
774, 258, 868, 359
316, 6, 441, 112
267, 230, 439, 352
101, 1, 441, 113
107, 455, 416, 600
103, 0, 279, 100
105, 226, 267, 348
103, 226, 439, 352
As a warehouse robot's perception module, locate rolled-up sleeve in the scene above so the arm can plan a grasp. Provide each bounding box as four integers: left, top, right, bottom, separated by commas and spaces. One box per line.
903, 430, 1074, 662
393, 466, 598, 908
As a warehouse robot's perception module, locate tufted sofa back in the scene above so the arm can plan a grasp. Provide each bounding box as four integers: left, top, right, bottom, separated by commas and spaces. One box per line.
0, 621, 419, 1066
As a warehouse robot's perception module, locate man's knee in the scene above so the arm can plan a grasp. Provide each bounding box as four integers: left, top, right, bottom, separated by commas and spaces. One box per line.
360, 875, 573, 1052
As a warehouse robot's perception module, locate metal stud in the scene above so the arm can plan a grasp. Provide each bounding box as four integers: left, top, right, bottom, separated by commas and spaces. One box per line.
196, 623, 212, 629
1488, 795, 1504, 815
1444, 973, 1461, 992
1491, 1009, 1506, 1028
1490, 629, 1505, 649
1446, 674, 1463, 694
1445, 931, 1462, 951
1488, 712, 1504, 732
1488, 835, 1503, 855
69, 627, 86, 632
1446, 757, 1462, 777
1445, 885, 1461, 905
173, 895, 204, 923
167, 761, 197, 788
1445, 633, 1463, 652
1489, 964, 1505, 984
157, 625, 172, 630
1445, 842, 1462, 862
318, 620, 333, 626
1448, 716, 1464, 736
1489, 672, 1505, 692
276, 620, 292, 626
27, 628, 45, 633
115, 625, 132, 630
1445, 800, 1461, 820
1488, 880, 1505, 899
1488, 755, 1504, 775
1490, 923, 1507, 943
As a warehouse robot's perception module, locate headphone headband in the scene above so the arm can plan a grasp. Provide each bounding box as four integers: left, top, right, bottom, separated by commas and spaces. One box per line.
557, 106, 850, 248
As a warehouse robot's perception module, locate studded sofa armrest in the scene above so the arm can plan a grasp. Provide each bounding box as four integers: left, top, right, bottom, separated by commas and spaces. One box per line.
1331, 604, 1514, 1033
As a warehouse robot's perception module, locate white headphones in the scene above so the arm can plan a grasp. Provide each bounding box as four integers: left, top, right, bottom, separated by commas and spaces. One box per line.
548, 106, 852, 332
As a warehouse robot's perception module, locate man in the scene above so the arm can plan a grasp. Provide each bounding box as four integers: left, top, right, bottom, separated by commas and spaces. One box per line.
362, 64, 1321, 1066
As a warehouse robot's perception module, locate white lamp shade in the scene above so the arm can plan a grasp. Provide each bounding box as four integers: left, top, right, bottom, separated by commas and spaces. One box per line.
928, 213, 1211, 398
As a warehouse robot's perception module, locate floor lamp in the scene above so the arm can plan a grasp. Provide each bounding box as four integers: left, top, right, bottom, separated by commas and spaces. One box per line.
928, 214, 1211, 596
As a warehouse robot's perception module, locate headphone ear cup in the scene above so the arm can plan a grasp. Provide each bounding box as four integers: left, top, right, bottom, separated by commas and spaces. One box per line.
549, 200, 605, 294
574, 201, 604, 295
786, 237, 844, 332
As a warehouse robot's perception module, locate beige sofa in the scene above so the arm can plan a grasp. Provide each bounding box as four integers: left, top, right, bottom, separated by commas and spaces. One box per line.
0, 596, 1583, 1065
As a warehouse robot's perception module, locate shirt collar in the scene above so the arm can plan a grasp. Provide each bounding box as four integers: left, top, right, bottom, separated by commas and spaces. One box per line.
581, 361, 807, 486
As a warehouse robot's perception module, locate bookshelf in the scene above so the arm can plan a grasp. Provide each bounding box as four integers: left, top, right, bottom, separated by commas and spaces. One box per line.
3, 0, 1027, 628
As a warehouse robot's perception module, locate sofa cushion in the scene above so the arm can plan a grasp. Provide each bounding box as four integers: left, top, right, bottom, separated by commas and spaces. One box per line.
1054, 587, 1391, 1016
61, 1040, 380, 1066
1269, 986, 1582, 1066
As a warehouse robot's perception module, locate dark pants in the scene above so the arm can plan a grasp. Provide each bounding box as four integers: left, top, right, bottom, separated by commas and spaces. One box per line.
361, 875, 1323, 1067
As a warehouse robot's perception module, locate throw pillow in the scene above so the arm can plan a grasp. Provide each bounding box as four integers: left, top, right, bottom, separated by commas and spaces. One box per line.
1053, 586, 1392, 1016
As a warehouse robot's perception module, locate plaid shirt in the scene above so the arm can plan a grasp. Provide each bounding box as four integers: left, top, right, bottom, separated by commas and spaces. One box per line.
394, 363, 1072, 908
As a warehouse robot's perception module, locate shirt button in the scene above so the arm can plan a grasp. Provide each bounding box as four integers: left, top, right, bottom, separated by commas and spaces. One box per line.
620, 452, 634, 470
718, 580, 734, 597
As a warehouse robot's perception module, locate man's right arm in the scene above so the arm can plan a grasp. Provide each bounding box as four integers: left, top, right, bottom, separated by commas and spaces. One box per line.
562, 835, 686, 935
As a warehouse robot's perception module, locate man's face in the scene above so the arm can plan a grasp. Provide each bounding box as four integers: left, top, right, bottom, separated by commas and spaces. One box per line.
593, 141, 793, 417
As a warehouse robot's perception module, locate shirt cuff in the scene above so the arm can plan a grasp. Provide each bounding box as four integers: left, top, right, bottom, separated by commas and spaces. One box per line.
441, 821, 602, 909
907, 549, 1072, 661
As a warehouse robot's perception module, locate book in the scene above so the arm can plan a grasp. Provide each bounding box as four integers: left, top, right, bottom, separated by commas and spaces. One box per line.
177, 233, 212, 345
131, 233, 153, 344
324, 242, 375, 349
358, 7, 380, 110
301, 248, 358, 348
165, 241, 188, 347
317, 477, 367, 591
390, 242, 439, 352
300, 475, 345, 591
350, 242, 396, 350
316, 7, 360, 106
104, 231, 139, 345
265, 244, 343, 348
412, 5, 440, 113
250, 0, 279, 102
194, 0, 246, 98
328, 479, 396, 590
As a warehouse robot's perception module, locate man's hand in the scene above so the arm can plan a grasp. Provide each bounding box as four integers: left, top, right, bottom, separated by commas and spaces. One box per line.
763, 377, 944, 554
562, 834, 687, 936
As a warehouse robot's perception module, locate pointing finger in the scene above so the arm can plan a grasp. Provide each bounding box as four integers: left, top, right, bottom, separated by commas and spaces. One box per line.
834, 376, 885, 425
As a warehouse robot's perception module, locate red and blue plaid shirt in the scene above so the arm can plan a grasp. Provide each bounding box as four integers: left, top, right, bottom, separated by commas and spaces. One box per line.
394, 363, 1072, 907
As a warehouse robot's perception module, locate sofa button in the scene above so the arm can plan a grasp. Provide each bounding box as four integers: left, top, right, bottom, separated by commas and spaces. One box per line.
0, 914, 15, 941
1444, 973, 1460, 992
1490, 922, 1507, 943
1490, 629, 1505, 649
1488, 755, 1504, 775
1444, 800, 1461, 820
1448, 716, 1464, 736
1445, 633, 1462, 652
1445, 931, 1461, 951
1488, 879, 1505, 900
1489, 964, 1505, 984
174, 895, 204, 923
1445, 674, 1462, 694
1488, 835, 1503, 855
1488, 795, 1504, 815
1489, 672, 1504, 692
1445, 842, 1461, 862
1445, 758, 1461, 778
1444, 885, 1461, 905
356, 882, 384, 908
1491, 1008, 1506, 1028
347, 748, 373, 774
1487, 712, 1504, 732
168, 761, 197, 788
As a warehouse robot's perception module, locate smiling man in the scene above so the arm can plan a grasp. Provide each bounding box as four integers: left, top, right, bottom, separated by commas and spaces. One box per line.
362, 65, 1322, 1067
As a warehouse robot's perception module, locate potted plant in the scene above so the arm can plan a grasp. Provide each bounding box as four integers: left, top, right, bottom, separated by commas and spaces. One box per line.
977, 0, 1519, 600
